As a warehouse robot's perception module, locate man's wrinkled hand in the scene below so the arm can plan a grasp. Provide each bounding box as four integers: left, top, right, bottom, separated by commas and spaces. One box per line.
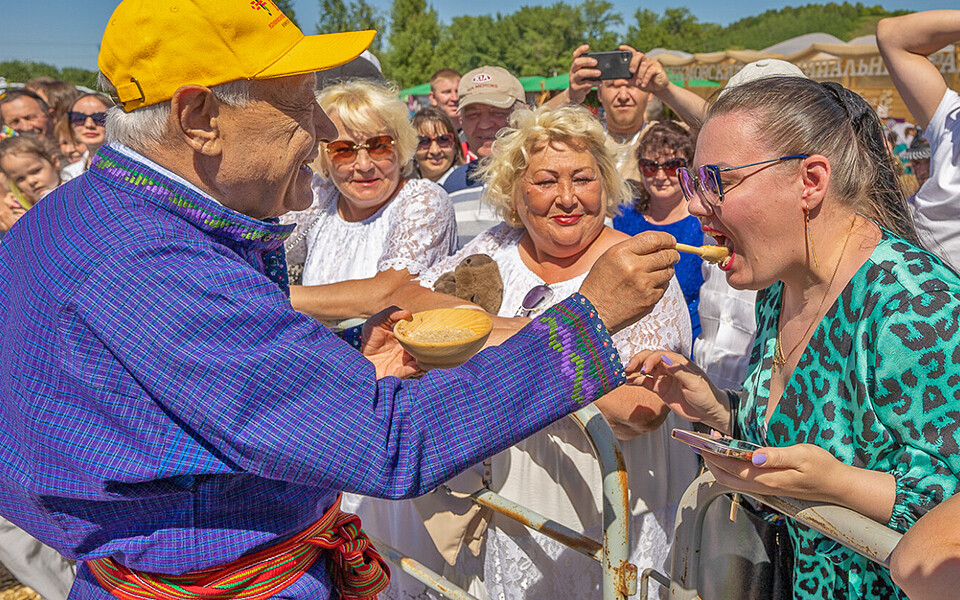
579, 231, 678, 334
361, 306, 420, 379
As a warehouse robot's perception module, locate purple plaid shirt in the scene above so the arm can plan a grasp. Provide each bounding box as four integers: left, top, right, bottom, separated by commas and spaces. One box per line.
0, 146, 625, 599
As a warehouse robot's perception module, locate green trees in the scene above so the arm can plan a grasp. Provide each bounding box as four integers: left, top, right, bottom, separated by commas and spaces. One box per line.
315, 0, 386, 52
381, 0, 443, 87
0, 2, 913, 91
273, 0, 299, 28
0, 61, 97, 90
372, 1, 910, 89
705, 2, 908, 50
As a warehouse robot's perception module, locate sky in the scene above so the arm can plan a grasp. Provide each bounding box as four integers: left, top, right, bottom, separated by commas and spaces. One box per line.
1, 0, 956, 72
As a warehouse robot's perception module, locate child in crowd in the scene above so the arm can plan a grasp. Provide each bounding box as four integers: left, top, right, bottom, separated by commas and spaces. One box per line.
55, 114, 87, 182
0, 134, 63, 208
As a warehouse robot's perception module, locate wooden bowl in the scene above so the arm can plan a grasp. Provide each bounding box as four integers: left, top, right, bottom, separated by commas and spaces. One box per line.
394, 308, 493, 370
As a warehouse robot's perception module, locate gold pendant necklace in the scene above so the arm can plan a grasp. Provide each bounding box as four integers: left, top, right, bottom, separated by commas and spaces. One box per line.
772, 223, 855, 371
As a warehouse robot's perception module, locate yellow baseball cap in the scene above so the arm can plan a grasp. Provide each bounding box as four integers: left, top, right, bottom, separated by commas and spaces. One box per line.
99, 0, 376, 111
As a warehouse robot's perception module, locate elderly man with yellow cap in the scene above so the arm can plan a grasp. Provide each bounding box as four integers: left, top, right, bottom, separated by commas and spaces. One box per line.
0, 2, 682, 599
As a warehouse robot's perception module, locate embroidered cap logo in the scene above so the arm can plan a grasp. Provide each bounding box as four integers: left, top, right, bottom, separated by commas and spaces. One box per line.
250, 0, 273, 15
472, 73, 492, 83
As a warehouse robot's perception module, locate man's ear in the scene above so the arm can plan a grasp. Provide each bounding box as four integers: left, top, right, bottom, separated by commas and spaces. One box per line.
169, 86, 222, 156
800, 154, 830, 212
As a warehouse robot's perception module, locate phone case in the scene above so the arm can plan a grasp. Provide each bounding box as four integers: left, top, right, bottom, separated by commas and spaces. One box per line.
584, 51, 632, 81
671, 428, 762, 461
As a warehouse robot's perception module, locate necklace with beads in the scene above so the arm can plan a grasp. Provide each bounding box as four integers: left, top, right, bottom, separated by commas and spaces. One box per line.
772, 222, 855, 371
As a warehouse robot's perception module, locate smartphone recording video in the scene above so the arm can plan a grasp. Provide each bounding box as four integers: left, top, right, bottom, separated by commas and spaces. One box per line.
583, 50, 632, 81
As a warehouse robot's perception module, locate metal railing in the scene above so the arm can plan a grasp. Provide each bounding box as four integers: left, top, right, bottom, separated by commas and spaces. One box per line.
372, 402, 637, 600
374, 421, 906, 600
657, 471, 904, 600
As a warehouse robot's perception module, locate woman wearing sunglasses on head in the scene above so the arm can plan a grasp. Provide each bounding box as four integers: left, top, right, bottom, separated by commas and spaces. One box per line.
411, 106, 464, 185
67, 93, 112, 171
632, 77, 960, 599
387, 105, 695, 599
614, 120, 704, 343
282, 80, 457, 322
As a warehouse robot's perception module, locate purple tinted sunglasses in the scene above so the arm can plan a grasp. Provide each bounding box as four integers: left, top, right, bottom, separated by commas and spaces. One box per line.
678, 155, 808, 209
516, 284, 553, 317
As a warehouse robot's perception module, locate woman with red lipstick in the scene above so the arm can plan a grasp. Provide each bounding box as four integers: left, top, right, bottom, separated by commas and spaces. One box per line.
402, 105, 696, 599
614, 121, 705, 343
634, 77, 960, 599
283, 80, 457, 323
68, 93, 111, 170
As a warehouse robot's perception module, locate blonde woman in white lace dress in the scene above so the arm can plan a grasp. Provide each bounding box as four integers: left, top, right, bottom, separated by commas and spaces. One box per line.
282, 80, 456, 322
387, 106, 697, 599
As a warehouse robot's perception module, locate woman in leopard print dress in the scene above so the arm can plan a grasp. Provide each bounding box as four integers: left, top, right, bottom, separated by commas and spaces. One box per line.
633, 77, 960, 599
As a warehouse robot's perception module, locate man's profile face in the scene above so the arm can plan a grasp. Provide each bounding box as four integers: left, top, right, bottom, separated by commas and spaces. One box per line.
460, 103, 512, 158
0, 96, 51, 136
597, 80, 647, 135
429, 77, 460, 121
216, 74, 337, 219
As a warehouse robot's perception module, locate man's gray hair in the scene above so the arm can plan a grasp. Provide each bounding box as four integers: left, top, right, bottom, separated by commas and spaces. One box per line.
98, 73, 252, 152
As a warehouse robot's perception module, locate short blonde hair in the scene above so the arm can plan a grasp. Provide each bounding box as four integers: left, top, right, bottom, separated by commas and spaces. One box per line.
316, 80, 417, 175
476, 105, 631, 226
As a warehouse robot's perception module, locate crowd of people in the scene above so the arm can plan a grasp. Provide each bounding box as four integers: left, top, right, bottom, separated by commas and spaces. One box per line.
1, 2, 959, 600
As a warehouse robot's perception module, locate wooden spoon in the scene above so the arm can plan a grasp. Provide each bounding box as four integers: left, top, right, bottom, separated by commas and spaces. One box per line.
675, 243, 731, 265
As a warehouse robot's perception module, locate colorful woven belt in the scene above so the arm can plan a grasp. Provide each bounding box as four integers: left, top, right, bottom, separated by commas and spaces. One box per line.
86, 495, 390, 600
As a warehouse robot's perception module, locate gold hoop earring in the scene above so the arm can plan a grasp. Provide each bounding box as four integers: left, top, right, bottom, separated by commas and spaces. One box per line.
804, 208, 819, 268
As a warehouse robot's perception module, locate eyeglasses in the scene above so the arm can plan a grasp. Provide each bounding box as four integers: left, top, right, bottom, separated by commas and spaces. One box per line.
68, 111, 107, 128
638, 157, 687, 177
324, 135, 396, 165
516, 284, 554, 317
678, 155, 808, 210
417, 133, 456, 151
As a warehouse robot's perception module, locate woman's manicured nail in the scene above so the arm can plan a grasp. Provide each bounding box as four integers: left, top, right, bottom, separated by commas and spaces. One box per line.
752, 454, 767, 466
662, 355, 674, 366
639, 365, 647, 374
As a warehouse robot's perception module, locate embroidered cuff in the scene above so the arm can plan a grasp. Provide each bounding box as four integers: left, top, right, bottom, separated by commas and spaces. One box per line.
337, 325, 364, 351
526, 293, 625, 405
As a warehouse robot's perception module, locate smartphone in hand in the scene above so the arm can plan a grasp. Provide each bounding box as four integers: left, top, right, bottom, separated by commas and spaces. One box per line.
582, 50, 632, 81
671, 428, 762, 461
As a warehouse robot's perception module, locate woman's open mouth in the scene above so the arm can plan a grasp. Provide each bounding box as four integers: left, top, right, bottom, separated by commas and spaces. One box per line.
704, 228, 735, 270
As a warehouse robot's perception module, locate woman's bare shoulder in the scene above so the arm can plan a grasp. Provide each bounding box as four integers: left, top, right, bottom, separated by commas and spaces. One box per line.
594, 227, 631, 251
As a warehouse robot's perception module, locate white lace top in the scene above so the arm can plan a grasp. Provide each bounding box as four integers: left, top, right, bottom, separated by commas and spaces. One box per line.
419, 223, 697, 600
282, 175, 457, 285
420, 223, 692, 354
347, 223, 695, 600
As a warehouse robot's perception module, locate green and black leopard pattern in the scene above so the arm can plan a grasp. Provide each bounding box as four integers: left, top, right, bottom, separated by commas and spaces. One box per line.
735, 230, 960, 600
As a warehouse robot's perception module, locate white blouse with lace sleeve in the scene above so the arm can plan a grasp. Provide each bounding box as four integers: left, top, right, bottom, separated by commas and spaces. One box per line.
281, 175, 457, 286
417, 222, 692, 356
